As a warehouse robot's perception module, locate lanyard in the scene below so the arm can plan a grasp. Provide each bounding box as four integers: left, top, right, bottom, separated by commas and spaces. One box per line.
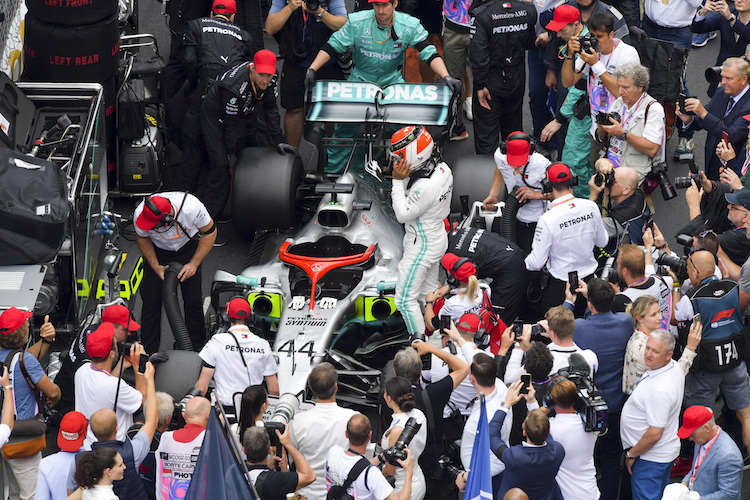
550, 194, 575, 209
620, 94, 647, 131
688, 428, 720, 489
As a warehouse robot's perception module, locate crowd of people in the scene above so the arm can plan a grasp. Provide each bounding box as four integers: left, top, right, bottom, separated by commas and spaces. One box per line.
7, 0, 750, 497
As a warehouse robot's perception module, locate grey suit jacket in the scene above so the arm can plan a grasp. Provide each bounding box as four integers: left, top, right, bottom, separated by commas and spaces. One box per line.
681, 429, 743, 500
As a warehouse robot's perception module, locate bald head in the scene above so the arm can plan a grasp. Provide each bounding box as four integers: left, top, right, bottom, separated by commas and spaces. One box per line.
690, 250, 716, 281
346, 413, 371, 446
90, 409, 118, 441
184, 396, 211, 426
504, 488, 529, 500
616, 167, 639, 193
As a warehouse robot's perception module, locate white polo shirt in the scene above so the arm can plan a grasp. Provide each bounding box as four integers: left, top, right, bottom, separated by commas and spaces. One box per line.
492, 151, 550, 224
134, 192, 212, 251
525, 194, 609, 281
620, 359, 685, 463
644, 0, 703, 28
198, 325, 277, 404
290, 402, 359, 500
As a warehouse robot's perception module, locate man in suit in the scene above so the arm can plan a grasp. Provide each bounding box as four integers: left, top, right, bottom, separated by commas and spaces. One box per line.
565, 277, 634, 500
677, 405, 743, 500
489, 381, 565, 500
677, 57, 750, 180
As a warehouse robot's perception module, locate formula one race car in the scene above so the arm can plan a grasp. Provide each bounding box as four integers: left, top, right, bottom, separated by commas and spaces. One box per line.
207, 80, 500, 415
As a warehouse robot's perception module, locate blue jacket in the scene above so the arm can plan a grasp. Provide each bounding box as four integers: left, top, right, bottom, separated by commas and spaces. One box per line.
681, 429, 743, 500
572, 310, 633, 413
490, 409, 565, 500
684, 86, 750, 180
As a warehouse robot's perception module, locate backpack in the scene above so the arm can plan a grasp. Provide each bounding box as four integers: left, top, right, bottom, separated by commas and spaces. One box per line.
475, 287, 507, 355
327, 456, 371, 500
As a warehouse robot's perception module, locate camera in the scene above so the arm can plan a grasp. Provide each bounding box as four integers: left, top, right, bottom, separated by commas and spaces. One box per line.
577, 31, 599, 53
169, 387, 202, 430
655, 251, 689, 283
647, 162, 677, 201
598, 255, 619, 284
594, 171, 615, 188
382, 417, 422, 465
595, 111, 621, 126
435, 455, 463, 482
305, 0, 321, 11
544, 362, 608, 433
264, 394, 300, 459
675, 158, 701, 189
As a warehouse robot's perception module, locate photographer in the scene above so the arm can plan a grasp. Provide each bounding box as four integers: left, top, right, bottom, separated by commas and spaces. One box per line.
676, 57, 750, 180
265, 0, 347, 148
589, 165, 649, 245
380, 377, 427, 499
546, 378, 600, 500
488, 381, 565, 499
74, 323, 146, 448
243, 425, 316, 500
326, 414, 415, 500
595, 63, 665, 184
559, 11, 640, 168
610, 243, 673, 321
483, 131, 551, 254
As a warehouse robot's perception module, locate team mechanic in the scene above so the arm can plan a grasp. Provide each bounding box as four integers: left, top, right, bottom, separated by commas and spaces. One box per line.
389, 126, 453, 339
447, 226, 528, 325
469, 0, 537, 155
195, 297, 279, 409
525, 163, 608, 317
200, 49, 291, 221
180, 0, 253, 195
135, 193, 218, 353
305, 0, 460, 176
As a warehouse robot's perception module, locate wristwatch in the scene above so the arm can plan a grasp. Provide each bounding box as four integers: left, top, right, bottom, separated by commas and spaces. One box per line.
625, 449, 635, 460
729, 14, 737, 23
42, 338, 54, 345
425, 301, 435, 305
3, 385, 12, 391
621, 131, 628, 141
315, 9, 325, 21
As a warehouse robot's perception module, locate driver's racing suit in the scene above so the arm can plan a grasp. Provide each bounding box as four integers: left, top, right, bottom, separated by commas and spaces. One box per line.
392, 162, 453, 336
321, 10, 440, 175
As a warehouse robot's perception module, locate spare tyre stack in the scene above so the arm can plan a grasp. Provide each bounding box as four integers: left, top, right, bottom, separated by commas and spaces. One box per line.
23, 0, 120, 178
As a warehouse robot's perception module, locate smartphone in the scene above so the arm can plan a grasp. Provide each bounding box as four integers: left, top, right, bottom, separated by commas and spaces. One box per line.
647, 218, 655, 232
512, 320, 524, 339
678, 93, 695, 116
530, 324, 545, 336
440, 315, 451, 333
138, 355, 148, 374
693, 313, 701, 325
722, 131, 730, 145
520, 373, 531, 394
568, 271, 579, 290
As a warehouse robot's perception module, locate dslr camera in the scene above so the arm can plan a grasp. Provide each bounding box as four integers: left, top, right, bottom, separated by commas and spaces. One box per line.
577, 31, 599, 53
305, 0, 320, 11
382, 417, 421, 466
674, 159, 701, 189
647, 162, 677, 201
595, 110, 621, 126
594, 171, 615, 188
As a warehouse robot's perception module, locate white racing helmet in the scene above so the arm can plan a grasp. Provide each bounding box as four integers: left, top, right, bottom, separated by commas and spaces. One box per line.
389, 125, 435, 171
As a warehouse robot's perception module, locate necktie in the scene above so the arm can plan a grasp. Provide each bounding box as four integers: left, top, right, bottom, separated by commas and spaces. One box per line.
725, 97, 736, 118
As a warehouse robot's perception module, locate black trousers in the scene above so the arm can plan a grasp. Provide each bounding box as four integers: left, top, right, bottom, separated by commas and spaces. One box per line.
596, 411, 624, 500
472, 83, 524, 155
139, 240, 206, 353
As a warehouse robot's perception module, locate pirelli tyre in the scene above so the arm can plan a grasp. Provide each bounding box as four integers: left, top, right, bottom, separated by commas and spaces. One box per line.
25, 0, 118, 26
22, 14, 120, 83
450, 154, 499, 214
231, 146, 304, 240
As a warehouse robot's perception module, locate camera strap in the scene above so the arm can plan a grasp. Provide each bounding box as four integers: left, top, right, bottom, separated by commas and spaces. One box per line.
340, 452, 371, 491
228, 328, 254, 388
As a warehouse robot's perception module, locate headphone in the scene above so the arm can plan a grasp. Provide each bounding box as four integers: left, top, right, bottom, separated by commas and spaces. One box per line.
223, 295, 255, 325
446, 257, 471, 288
461, 312, 490, 350
541, 164, 579, 194
499, 132, 536, 157
542, 375, 568, 409
145, 196, 175, 227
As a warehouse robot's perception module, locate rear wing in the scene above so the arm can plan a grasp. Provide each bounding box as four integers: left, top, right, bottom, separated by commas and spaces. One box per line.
306, 80, 455, 126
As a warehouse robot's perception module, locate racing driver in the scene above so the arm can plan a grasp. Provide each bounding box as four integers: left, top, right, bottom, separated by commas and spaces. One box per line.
390, 126, 454, 338
305, 0, 460, 176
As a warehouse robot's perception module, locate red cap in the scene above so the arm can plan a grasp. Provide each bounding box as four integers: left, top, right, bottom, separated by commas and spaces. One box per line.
457, 313, 482, 333
506, 131, 531, 167
547, 162, 572, 183
441, 253, 477, 282
545, 4, 581, 31
102, 304, 140, 331
0, 308, 32, 334
136, 196, 171, 231
677, 406, 714, 438
212, 0, 236, 13
87, 323, 116, 359
226, 297, 252, 319
58, 411, 88, 452
253, 50, 277, 75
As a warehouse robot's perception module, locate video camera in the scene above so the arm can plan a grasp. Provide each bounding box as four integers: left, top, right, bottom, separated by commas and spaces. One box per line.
647, 162, 677, 201
543, 354, 608, 433
382, 417, 421, 466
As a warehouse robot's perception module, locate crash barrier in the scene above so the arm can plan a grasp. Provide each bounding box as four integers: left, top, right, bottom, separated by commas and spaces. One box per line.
163, 262, 195, 352
25, 0, 118, 26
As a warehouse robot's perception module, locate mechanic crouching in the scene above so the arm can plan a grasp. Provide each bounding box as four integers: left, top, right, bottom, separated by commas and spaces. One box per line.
389, 126, 453, 340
